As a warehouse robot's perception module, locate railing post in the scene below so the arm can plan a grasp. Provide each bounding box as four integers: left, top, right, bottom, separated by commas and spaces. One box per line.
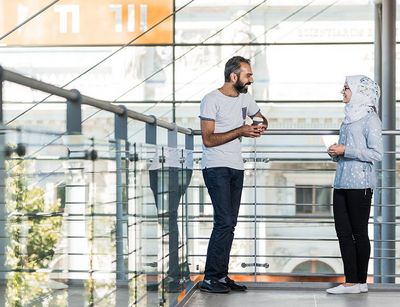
146, 115, 157, 145
184, 130, 193, 280
168, 124, 177, 149
66, 89, 82, 135
114, 106, 129, 306
115, 106, 128, 283
374, 1, 383, 284
165, 125, 178, 300
115, 105, 128, 141
185, 131, 193, 152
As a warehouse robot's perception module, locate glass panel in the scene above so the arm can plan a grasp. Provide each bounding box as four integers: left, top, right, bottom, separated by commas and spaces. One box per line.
0, 46, 173, 105
143, 145, 193, 305
130, 143, 160, 306
178, 148, 194, 292
176, 0, 374, 44
174, 44, 374, 102
3, 129, 69, 306
64, 136, 119, 305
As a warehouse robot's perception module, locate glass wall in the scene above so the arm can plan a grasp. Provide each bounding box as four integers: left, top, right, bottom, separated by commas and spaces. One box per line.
0, 2, 400, 306
0, 127, 194, 306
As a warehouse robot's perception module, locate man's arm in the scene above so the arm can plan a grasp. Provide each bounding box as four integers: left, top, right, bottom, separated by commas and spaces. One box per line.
201, 120, 262, 148
251, 111, 268, 130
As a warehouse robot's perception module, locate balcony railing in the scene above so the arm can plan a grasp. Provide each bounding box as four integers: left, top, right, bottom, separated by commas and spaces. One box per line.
0, 67, 399, 306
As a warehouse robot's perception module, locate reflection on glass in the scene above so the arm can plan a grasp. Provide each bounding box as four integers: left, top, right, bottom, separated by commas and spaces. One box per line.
148, 146, 192, 295
128, 144, 193, 306
131, 143, 160, 306
5, 158, 66, 306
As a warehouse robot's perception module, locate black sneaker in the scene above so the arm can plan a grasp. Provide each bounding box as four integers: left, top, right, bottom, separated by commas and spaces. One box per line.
221, 276, 247, 291
166, 279, 181, 293
199, 279, 230, 293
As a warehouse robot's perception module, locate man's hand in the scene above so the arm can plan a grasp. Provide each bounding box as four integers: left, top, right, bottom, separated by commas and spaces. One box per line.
201, 120, 263, 147
256, 123, 267, 133
252, 112, 268, 130
328, 143, 345, 156
240, 124, 263, 138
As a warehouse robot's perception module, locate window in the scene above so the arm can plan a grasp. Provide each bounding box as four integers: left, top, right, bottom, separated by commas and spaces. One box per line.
296, 185, 331, 216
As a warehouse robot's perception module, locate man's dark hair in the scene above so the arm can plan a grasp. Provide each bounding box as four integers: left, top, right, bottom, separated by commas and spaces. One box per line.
224, 56, 251, 82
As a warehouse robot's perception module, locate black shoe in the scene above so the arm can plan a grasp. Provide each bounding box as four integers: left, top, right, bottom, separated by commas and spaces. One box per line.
166, 280, 181, 293
221, 276, 247, 291
199, 279, 230, 293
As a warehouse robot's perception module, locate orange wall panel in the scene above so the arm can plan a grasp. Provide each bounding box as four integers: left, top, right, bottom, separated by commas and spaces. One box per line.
1, 0, 173, 46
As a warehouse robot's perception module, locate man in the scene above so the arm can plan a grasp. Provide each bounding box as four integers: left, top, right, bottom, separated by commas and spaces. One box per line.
199, 56, 268, 293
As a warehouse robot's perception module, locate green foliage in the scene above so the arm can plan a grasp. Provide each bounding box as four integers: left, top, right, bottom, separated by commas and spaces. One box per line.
5, 159, 63, 306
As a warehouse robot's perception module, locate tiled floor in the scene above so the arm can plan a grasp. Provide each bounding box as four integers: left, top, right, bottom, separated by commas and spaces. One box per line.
184, 286, 400, 307
0, 284, 177, 306
1, 282, 399, 306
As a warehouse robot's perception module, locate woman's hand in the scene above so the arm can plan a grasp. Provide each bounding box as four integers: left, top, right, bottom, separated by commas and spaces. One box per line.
328, 143, 345, 156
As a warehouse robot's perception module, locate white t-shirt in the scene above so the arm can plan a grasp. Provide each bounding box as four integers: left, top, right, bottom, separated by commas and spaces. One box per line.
199, 89, 260, 170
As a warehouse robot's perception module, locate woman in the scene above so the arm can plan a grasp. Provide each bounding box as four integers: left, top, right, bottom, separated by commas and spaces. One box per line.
326, 75, 382, 294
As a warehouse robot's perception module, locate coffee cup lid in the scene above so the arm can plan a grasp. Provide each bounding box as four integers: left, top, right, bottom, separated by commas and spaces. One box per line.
252, 116, 263, 123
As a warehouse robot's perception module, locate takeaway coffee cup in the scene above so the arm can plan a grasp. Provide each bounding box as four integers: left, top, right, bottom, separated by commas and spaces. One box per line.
252, 116, 263, 126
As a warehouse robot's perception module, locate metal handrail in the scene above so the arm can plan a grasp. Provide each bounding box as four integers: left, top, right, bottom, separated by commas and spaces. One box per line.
4, 66, 400, 138
193, 129, 400, 136
0, 66, 192, 135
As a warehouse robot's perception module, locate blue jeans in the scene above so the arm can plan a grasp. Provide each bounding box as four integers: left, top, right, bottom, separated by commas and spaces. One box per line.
202, 167, 244, 280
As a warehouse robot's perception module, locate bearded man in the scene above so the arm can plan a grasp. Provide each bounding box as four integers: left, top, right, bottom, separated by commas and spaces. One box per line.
199, 56, 268, 293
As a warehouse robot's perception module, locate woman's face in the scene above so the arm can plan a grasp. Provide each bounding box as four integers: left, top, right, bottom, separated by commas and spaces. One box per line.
341, 83, 352, 103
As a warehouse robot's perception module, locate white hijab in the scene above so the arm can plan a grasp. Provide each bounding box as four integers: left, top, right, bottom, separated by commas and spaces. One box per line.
343, 75, 380, 124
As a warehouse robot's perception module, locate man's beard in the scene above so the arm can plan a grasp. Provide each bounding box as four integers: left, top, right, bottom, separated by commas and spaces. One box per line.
234, 79, 251, 93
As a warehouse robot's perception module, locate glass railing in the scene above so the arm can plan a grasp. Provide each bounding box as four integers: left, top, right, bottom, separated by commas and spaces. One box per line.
0, 127, 195, 306
1, 127, 400, 307
131, 143, 193, 306
186, 132, 400, 284
1, 65, 399, 307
